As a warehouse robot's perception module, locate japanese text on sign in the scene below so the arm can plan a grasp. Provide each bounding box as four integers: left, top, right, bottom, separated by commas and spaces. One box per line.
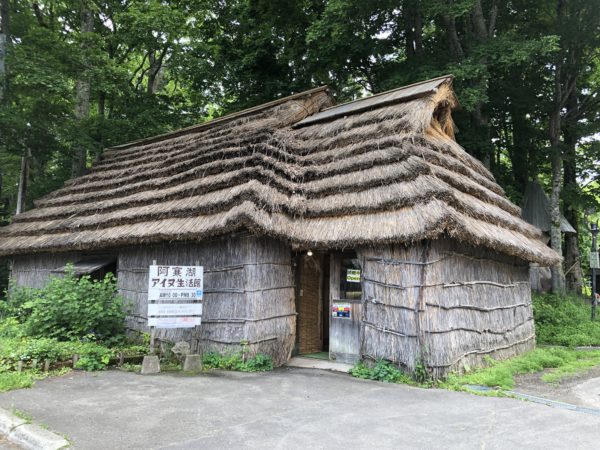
148, 265, 203, 300
147, 265, 203, 329
346, 269, 361, 283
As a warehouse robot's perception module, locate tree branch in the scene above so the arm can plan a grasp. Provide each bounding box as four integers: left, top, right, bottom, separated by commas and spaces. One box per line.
32, 2, 48, 28
488, 0, 498, 38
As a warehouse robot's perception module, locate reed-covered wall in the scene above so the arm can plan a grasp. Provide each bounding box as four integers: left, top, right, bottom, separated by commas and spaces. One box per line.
117, 233, 296, 365
11, 252, 81, 288
359, 237, 533, 379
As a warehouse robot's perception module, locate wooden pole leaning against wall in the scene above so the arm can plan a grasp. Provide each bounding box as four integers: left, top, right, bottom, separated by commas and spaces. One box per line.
141, 259, 160, 374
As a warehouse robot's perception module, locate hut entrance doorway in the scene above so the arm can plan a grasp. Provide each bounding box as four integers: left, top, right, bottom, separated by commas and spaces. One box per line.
295, 253, 330, 357
295, 252, 362, 364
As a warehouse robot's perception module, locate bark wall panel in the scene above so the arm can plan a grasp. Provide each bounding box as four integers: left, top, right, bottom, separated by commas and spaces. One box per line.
359, 238, 533, 378
117, 233, 295, 365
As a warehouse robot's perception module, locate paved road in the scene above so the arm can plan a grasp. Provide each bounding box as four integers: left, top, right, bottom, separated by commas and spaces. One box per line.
0, 368, 599, 449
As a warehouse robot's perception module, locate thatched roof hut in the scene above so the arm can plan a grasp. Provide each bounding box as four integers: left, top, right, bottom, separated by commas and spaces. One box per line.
0, 77, 557, 265
2, 75, 560, 378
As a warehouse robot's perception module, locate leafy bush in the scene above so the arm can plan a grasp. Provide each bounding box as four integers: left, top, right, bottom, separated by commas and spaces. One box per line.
74, 344, 112, 371
0, 317, 24, 338
243, 353, 273, 372
0, 334, 108, 370
533, 293, 600, 346
350, 360, 412, 384
6, 267, 127, 344
201, 351, 273, 372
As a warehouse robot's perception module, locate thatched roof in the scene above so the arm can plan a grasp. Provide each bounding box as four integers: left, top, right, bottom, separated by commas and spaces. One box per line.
0, 76, 560, 265
522, 180, 576, 234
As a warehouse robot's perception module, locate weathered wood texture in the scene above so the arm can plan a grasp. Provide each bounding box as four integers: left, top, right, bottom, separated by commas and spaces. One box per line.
530, 263, 552, 293
297, 254, 323, 354
11, 252, 81, 288
359, 237, 533, 379
117, 234, 296, 366
329, 254, 360, 364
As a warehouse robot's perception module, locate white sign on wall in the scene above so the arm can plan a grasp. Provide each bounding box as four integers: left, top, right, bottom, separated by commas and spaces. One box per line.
148, 303, 203, 316
148, 317, 202, 328
148, 265, 204, 300
147, 265, 204, 329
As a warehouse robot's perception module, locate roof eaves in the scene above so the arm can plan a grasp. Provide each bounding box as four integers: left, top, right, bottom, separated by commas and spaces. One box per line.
293, 74, 454, 128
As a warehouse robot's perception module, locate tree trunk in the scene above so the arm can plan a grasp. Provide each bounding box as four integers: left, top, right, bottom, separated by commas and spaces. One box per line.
147, 48, 167, 94
549, 109, 565, 293
442, 14, 464, 61
470, 0, 495, 169
15, 149, 30, 215
404, 0, 423, 60
0, 0, 10, 102
507, 100, 531, 195
95, 91, 105, 162
71, 4, 93, 178
563, 89, 583, 294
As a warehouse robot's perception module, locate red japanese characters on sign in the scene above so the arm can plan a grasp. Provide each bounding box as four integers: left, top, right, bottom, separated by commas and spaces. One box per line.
147, 265, 204, 329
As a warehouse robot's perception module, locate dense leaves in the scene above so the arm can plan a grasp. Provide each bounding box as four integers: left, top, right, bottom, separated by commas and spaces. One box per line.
3, 267, 127, 344
533, 293, 600, 346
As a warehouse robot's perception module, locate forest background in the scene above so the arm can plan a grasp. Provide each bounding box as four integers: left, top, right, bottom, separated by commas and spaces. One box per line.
0, 0, 599, 294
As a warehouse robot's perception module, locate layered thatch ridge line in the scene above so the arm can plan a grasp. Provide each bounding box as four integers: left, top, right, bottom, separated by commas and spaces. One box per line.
0, 77, 560, 265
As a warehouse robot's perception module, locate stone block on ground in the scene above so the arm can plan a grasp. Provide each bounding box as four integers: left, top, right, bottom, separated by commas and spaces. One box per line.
141, 355, 161, 375
183, 355, 202, 372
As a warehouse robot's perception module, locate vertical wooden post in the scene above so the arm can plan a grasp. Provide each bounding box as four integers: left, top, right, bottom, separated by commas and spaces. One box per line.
141, 259, 161, 375
329, 253, 341, 361
194, 259, 200, 351
150, 259, 157, 355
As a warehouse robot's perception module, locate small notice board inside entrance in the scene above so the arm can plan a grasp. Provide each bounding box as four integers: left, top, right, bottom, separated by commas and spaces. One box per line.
147, 265, 203, 328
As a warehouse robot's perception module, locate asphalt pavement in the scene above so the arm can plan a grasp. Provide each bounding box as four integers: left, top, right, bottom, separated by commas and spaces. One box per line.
0, 368, 599, 449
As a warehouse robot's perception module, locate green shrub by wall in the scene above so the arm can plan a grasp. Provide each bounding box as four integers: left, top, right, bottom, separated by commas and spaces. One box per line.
3, 267, 128, 344
533, 293, 600, 347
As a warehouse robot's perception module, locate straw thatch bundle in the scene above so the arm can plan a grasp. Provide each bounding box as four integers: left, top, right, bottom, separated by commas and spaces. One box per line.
0, 77, 559, 269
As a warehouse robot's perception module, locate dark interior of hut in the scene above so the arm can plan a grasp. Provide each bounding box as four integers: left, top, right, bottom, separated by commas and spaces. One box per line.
294, 251, 362, 363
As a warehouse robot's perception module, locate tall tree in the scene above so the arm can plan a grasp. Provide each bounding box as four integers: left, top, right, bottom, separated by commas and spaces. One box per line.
71, 1, 93, 177
545, 0, 600, 293
0, 0, 8, 102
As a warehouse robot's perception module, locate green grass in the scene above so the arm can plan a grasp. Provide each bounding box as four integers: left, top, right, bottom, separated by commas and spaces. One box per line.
11, 408, 33, 423
540, 351, 600, 383
0, 367, 72, 393
202, 351, 274, 372
350, 360, 415, 384
0, 371, 40, 392
119, 363, 141, 373
441, 347, 600, 391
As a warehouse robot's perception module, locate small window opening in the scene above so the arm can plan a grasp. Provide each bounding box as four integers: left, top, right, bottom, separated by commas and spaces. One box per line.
53, 258, 117, 281
340, 254, 361, 300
